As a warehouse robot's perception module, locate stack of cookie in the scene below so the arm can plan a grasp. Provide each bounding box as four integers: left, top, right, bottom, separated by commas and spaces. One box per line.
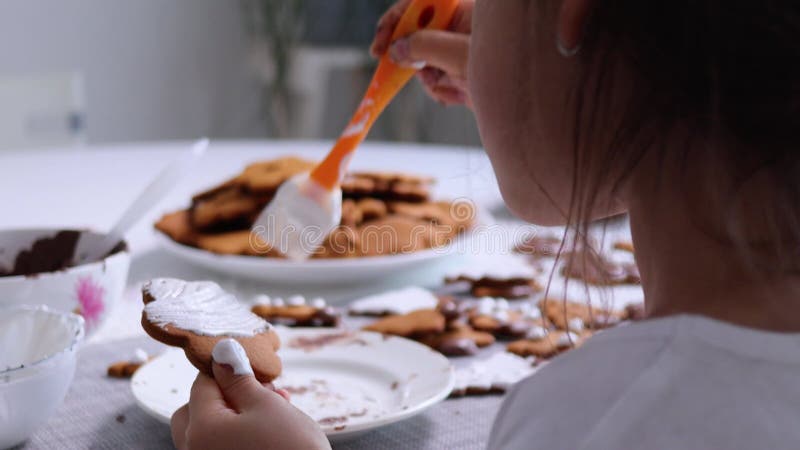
155, 156, 474, 259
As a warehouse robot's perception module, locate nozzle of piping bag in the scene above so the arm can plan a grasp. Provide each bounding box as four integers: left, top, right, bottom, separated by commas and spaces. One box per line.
252, 0, 461, 261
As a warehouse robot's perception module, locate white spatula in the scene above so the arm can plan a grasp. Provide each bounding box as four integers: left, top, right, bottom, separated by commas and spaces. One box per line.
72, 139, 209, 265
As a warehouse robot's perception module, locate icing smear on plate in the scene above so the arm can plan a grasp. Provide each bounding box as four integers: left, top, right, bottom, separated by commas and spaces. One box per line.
144, 278, 270, 337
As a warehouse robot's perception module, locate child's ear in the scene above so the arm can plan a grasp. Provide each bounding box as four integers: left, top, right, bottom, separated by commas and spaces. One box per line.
557, 0, 594, 56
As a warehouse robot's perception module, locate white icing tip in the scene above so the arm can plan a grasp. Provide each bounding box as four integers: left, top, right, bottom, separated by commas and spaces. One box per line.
212, 338, 254, 376
495, 299, 510, 310
287, 295, 306, 306
310, 297, 327, 309
272, 298, 285, 307
132, 348, 149, 364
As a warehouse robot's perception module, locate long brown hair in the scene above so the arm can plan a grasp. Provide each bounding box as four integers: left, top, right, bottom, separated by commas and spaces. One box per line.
567, 0, 800, 272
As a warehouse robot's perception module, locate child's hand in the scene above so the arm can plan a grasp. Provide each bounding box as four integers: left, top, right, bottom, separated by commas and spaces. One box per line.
371, 0, 474, 107
170, 341, 330, 450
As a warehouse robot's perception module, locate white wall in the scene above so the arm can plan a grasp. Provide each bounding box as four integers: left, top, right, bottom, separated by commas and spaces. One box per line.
0, 0, 265, 145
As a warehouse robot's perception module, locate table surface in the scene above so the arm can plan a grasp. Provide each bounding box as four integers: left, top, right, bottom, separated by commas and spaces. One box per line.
0, 140, 505, 344
3, 140, 638, 449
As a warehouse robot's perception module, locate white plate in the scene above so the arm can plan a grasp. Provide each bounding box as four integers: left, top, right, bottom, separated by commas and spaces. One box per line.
154, 226, 476, 285
131, 328, 454, 441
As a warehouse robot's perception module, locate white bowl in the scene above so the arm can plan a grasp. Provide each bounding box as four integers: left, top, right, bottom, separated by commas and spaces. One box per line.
0, 306, 84, 449
0, 228, 130, 336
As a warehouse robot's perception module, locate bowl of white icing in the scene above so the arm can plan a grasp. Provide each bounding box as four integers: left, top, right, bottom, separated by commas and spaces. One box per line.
0, 305, 84, 448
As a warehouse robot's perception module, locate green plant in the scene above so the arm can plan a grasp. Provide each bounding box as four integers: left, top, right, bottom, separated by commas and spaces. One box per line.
241, 0, 307, 137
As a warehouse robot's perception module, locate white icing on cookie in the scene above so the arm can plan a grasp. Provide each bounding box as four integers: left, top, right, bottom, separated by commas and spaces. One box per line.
349, 286, 439, 315
272, 297, 285, 307
526, 326, 548, 340
212, 338, 254, 376
448, 257, 537, 281
144, 279, 270, 337
453, 352, 536, 394
492, 310, 510, 323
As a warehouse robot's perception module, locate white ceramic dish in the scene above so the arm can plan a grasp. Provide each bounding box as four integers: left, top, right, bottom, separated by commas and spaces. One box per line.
155, 229, 476, 285
132, 328, 454, 441
0, 228, 130, 336
0, 306, 84, 449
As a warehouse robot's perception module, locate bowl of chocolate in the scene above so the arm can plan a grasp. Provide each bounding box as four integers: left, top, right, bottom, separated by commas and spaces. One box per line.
0, 229, 130, 336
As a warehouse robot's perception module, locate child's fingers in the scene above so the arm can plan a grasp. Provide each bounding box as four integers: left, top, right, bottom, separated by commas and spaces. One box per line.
211, 362, 270, 412
390, 30, 469, 79
170, 404, 189, 450
371, 0, 413, 57
432, 85, 468, 106
274, 388, 291, 402
188, 373, 233, 417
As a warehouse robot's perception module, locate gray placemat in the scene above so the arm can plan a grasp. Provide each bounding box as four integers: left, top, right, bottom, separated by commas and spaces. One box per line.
20, 336, 503, 450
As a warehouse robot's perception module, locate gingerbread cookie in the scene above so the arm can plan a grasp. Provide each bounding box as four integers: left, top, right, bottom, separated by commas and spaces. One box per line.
362, 309, 446, 338
341, 171, 433, 203
107, 348, 151, 379
450, 352, 536, 397
348, 286, 442, 316
190, 184, 265, 232
154, 210, 198, 246
341, 198, 389, 227
468, 298, 546, 339
446, 261, 542, 299
613, 241, 635, 253
237, 156, 317, 195
622, 302, 646, 321
419, 322, 495, 357
357, 216, 431, 257
312, 226, 360, 259
539, 298, 623, 331
514, 234, 563, 259
141, 278, 282, 383
188, 156, 315, 231
561, 250, 640, 286
251, 295, 340, 327
506, 329, 581, 359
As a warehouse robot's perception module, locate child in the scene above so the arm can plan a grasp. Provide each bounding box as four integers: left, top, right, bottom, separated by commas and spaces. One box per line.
171, 1, 800, 449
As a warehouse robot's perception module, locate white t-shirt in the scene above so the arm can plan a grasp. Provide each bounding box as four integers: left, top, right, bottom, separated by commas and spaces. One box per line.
489, 315, 800, 450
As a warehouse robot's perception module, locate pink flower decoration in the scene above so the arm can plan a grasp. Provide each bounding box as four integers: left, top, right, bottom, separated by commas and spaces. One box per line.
76, 276, 105, 328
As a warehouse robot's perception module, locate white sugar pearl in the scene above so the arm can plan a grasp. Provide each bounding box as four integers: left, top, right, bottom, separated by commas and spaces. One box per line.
526, 327, 548, 340
477, 302, 496, 316
478, 297, 496, 309
556, 332, 580, 346
568, 317, 585, 331
272, 297, 285, 307
525, 308, 542, 320
287, 295, 306, 306
310, 298, 327, 309
492, 310, 510, 323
